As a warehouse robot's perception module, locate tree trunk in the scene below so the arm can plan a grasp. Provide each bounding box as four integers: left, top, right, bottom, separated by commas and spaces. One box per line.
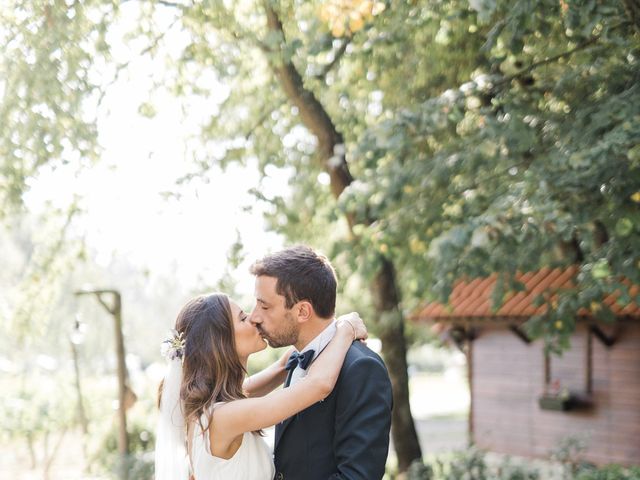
372, 258, 423, 472
262, 2, 422, 471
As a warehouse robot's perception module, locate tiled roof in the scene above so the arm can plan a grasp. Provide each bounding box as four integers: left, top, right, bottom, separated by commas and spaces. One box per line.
415, 266, 640, 321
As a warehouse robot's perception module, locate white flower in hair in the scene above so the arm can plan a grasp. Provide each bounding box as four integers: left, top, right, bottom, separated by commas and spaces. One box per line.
161, 329, 185, 360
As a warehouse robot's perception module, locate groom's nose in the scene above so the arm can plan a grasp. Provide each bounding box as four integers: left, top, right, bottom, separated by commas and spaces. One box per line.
248, 309, 261, 325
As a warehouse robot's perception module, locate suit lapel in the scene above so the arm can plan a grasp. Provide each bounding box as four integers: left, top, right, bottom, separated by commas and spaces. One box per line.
274, 414, 295, 449
274, 354, 327, 450
275, 364, 299, 449
275, 324, 337, 450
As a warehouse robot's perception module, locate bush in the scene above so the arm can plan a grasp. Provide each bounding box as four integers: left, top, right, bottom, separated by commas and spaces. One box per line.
437, 447, 489, 480
495, 458, 540, 480
407, 460, 434, 479
574, 465, 640, 480
407, 448, 507, 480
404, 448, 639, 480
93, 415, 155, 479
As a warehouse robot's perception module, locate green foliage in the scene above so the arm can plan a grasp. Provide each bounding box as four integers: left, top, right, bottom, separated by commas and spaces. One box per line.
406, 447, 640, 480
436, 447, 489, 479
0, 373, 77, 470
339, 0, 640, 351
93, 416, 155, 480
89, 382, 158, 479
1, 205, 86, 343
550, 435, 595, 479
407, 459, 435, 480
2, 0, 639, 353
0, 378, 75, 442
574, 465, 640, 480
406, 448, 540, 480
0, 0, 114, 216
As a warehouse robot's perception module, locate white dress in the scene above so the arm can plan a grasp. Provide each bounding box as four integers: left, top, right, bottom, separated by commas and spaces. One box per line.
190, 407, 275, 480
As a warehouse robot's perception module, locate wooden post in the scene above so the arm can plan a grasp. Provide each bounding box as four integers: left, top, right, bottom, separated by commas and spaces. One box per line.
75, 289, 129, 480
70, 339, 88, 437
111, 292, 129, 475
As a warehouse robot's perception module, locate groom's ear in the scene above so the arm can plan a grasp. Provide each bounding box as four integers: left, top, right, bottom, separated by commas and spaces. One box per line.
296, 301, 314, 323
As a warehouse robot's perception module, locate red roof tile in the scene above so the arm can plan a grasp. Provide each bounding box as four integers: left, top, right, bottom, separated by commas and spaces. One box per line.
414, 266, 640, 321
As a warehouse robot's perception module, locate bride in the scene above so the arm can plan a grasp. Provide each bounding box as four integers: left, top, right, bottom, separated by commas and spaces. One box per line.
155, 292, 367, 480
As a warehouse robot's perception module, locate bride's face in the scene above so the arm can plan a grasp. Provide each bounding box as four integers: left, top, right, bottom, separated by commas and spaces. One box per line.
230, 300, 267, 359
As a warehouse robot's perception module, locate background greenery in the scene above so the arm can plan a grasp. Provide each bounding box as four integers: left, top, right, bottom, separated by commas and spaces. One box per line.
1, 0, 638, 477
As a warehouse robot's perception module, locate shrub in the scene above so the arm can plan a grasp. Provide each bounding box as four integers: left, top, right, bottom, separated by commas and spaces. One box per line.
574, 465, 640, 480
404, 449, 639, 480
92, 415, 155, 479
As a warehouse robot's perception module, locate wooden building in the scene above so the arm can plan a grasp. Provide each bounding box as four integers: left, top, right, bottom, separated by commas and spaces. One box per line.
414, 266, 640, 466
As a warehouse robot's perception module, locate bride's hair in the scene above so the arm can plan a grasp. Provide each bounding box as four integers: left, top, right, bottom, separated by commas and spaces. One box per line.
173, 293, 247, 432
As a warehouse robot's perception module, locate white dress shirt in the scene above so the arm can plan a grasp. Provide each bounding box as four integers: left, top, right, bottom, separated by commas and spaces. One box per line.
288, 320, 337, 386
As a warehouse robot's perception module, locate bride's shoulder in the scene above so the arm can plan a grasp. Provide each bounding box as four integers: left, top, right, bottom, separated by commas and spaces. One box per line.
194, 402, 227, 429
204, 401, 232, 423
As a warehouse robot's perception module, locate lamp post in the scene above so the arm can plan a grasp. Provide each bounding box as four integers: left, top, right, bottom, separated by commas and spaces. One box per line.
75, 288, 129, 479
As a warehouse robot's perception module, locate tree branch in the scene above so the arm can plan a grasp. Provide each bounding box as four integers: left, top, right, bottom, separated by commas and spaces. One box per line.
262, 1, 354, 205
96, 17, 180, 109
494, 21, 631, 90
313, 38, 350, 80
120, 0, 188, 10
259, 3, 423, 471
197, 2, 269, 53
96, 293, 116, 315
245, 99, 286, 141
156, 0, 186, 8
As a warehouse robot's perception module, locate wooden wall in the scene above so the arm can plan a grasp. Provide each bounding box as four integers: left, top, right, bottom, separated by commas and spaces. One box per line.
471, 322, 640, 466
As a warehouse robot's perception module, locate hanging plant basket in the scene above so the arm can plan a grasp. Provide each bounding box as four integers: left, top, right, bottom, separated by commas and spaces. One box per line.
538, 392, 593, 411
538, 394, 573, 411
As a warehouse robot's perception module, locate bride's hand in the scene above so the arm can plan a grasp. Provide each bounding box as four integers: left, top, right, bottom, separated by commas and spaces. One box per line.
336, 312, 368, 341
278, 346, 296, 368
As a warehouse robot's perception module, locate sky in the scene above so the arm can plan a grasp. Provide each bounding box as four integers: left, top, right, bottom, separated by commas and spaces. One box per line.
23, 2, 287, 296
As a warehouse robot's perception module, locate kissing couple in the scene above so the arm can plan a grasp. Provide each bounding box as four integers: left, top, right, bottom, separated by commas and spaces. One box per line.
155, 245, 393, 480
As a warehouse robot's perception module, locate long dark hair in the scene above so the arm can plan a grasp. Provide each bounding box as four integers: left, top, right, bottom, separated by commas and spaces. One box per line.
162, 293, 247, 432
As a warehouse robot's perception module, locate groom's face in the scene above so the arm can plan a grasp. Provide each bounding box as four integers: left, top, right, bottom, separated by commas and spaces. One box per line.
250, 275, 299, 348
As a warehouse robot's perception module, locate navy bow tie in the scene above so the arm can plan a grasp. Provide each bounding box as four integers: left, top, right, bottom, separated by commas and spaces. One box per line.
285, 349, 315, 371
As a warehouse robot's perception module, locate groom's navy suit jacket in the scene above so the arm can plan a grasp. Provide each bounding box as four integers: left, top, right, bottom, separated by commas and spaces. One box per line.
274, 341, 393, 480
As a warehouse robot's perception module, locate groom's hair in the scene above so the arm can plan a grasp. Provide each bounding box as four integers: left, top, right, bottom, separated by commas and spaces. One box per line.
250, 245, 337, 318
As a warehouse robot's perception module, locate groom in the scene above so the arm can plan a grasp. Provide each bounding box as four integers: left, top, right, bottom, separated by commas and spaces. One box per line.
249, 245, 393, 480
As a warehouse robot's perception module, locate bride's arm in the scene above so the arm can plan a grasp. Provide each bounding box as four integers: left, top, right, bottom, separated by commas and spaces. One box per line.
212, 314, 366, 438
242, 347, 294, 398
242, 313, 363, 397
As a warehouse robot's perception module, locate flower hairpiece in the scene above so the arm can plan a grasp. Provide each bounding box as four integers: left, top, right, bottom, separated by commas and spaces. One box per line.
160, 329, 185, 361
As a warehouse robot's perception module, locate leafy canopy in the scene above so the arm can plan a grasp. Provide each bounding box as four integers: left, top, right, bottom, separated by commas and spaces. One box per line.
1, 0, 639, 352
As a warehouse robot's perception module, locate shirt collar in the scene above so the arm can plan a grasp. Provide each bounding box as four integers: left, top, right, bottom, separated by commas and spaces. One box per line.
299, 319, 337, 361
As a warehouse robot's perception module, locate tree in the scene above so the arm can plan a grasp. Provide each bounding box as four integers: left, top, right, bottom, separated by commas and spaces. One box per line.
3, 0, 639, 471
2, 0, 425, 469
342, 0, 640, 352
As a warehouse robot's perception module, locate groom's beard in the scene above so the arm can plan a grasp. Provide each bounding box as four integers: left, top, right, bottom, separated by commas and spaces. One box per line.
258, 310, 299, 348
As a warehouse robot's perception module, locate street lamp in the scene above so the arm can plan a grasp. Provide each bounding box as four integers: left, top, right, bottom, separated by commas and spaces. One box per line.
74, 288, 130, 479
70, 315, 87, 345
